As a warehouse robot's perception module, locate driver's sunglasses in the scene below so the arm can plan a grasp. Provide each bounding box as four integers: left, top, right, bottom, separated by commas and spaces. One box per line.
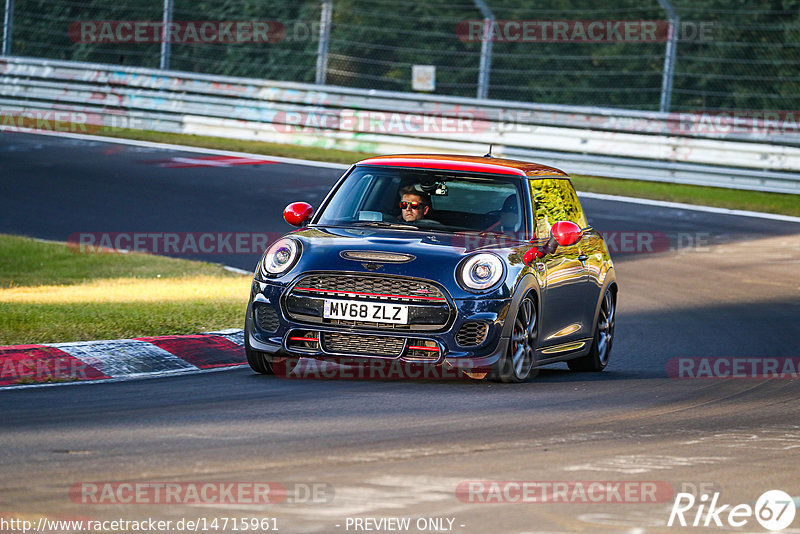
399, 201, 425, 210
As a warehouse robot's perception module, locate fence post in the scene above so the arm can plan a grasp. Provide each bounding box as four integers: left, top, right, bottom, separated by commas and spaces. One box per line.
473, 0, 494, 99
657, 0, 679, 112
2, 0, 13, 56
316, 0, 332, 85
160, 0, 173, 70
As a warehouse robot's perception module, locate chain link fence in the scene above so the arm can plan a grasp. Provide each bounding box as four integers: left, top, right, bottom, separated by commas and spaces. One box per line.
3, 0, 799, 112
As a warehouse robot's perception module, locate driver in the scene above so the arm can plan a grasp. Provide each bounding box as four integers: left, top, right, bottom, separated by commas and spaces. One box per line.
399, 185, 432, 222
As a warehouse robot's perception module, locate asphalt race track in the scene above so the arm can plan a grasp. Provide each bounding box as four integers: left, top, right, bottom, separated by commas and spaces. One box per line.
2, 132, 800, 533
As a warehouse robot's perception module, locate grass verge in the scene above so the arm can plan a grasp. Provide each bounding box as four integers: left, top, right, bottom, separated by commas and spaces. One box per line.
88, 127, 800, 217
0, 234, 251, 345
570, 175, 800, 217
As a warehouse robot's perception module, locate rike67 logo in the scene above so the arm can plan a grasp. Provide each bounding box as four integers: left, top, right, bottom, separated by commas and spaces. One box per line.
668, 490, 796, 531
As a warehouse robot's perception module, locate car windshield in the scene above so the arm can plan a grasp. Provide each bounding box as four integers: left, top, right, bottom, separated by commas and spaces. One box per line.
316, 166, 526, 234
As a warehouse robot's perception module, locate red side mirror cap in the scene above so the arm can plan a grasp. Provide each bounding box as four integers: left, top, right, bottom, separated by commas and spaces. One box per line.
551, 221, 582, 247
284, 202, 313, 227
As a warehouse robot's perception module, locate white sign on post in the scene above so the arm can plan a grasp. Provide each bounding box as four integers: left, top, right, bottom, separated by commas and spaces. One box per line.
412, 65, 436, 92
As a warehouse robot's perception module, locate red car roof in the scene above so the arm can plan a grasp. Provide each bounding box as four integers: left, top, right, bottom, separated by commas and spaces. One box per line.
356, 154, 568, 177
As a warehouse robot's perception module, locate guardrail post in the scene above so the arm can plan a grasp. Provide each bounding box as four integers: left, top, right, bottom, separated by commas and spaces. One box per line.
473, 0, 494, 99
160, 0, 173, 70
657, 0, 679, 112
2, 0, 13, 56
315, 0, 332, 85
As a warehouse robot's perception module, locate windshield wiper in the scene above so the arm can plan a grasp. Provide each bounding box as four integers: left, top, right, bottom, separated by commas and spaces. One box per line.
351, 221, 419, 229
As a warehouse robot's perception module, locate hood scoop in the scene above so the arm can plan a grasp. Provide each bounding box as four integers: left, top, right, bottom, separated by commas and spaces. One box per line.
340, 250, 416, 263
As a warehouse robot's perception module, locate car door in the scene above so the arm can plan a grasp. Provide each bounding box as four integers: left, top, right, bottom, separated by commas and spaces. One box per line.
530, 179, 594, 347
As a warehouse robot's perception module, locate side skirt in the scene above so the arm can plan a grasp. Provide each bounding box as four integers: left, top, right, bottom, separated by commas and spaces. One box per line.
534, 337, 593, 366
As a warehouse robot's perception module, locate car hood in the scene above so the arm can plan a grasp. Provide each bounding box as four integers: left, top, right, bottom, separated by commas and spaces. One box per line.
278, 226, 529, 296
292, 224, 527, 254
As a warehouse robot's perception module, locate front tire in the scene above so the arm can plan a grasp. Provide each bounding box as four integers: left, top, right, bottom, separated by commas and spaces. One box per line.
491, 294, 538, 382
568, 286, 615, 372
244, 323, 274, 375
244, 304, 301, 376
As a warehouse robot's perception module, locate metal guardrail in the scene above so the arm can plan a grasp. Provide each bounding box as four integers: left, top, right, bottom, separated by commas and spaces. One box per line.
1, 56, 799, 194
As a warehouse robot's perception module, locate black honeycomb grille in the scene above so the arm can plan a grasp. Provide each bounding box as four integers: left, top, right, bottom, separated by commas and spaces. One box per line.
322, 332, 405, 357
255, 305, 279, 333
456, 321, 489, 346
293, 274, 445, 303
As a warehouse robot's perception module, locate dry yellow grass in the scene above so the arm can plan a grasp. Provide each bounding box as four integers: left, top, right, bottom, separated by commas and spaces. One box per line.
0, 276, 251, 304
0, 234, 254, 345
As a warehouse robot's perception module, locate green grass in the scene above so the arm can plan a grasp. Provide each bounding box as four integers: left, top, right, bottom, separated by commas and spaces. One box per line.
1, 300, 247, 346
0, 234, 248, 287
0, 235, 251, 345
90, 127, 799, 217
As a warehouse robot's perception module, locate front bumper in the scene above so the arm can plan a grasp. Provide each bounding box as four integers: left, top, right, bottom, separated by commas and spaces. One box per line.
247, 280, 512, 370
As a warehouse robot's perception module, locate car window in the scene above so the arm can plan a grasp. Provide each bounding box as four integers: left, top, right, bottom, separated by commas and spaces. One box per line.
316, 166, 525, 234
529, 178, 588, 237
555, 180, 588, 228
529, 179, 561, 237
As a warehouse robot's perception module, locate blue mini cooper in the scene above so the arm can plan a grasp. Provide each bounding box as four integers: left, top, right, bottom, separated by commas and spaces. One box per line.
245, 154, 617, 382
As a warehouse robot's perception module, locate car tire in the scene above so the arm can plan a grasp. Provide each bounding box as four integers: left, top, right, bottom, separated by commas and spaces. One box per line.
491, 293, 538, 383
568, 286, 615, 372
245, 331, 303, 377
244, 325, 275, 375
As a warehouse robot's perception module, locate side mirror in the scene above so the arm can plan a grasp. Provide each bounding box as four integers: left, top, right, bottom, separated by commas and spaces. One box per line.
283, 202, 313, 227
550, 221, 582, 247
523, 221, 582, 267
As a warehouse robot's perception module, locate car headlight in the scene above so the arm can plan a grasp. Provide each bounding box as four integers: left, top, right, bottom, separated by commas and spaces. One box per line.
458, 253, 505, 291
259, 238, 300, 278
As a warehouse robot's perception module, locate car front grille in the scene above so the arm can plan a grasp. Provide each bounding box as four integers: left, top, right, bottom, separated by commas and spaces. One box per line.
456, 321, 489, 346
322, 332, 406, 357
292, 274, 446, 303
285, 273, 452, 331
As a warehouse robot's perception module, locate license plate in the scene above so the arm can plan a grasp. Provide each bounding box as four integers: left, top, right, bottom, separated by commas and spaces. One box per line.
323, 299, 408, 325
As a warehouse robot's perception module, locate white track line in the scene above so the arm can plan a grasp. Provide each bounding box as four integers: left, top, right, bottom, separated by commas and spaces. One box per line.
223, 265, 251, 275
11, 129, 800, 223
7, 128, 348, 170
